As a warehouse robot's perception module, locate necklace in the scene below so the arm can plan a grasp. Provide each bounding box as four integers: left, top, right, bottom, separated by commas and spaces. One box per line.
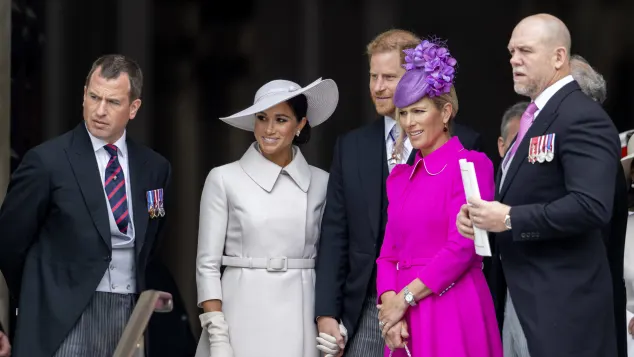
420, 148, 464, 176
422, 160, 447, 176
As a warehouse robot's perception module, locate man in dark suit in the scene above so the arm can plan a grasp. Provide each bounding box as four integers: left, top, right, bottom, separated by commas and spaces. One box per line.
457, 14, 620, 357
315, 29, 481, 357
0, 54, 172, 357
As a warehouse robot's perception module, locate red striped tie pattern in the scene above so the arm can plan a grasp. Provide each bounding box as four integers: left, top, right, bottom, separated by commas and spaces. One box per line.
103, 144, 129, 234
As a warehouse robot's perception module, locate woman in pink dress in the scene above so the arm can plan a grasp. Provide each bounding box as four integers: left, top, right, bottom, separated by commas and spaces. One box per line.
376, 39, 502, 357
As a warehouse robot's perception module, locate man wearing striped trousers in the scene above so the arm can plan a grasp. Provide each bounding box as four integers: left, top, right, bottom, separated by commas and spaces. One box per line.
0, 54, 171, 357
314, 29, 421, 357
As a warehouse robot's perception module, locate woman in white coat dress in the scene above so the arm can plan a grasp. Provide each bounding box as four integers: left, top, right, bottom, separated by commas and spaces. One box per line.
195, 78, 339, 357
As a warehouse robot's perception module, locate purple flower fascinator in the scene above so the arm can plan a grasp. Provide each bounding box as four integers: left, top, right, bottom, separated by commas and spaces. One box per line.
393, 38, 457, 108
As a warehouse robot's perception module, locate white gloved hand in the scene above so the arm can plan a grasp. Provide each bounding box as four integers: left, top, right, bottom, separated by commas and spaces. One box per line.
316, 323, 348, 357
200, 311, 234, 357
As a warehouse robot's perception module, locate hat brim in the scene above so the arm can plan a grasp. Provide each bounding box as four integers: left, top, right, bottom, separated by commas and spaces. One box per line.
219, 78, 339, 132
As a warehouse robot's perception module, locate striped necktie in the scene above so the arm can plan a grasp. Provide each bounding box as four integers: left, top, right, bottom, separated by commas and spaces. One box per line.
103, 144, 129, 234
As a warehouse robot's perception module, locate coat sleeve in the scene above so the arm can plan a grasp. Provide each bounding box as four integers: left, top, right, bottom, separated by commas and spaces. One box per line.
417, 153, 495, 295
0, 149, 50, 296
510, 112, 620, 241
314, 137, 349, 320
196, 167, 229, 306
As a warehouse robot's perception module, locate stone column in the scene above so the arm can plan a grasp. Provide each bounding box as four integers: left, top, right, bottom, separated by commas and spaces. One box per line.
0, 0, 10, 334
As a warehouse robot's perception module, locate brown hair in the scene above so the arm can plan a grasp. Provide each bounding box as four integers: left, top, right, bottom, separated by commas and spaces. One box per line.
392, 87, 459, 160
85, 54, 143, 101
366, 29, 420, 61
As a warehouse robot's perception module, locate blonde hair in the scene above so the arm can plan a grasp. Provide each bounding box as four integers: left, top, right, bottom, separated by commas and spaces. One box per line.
392, 87, 459, 160
366, 29, 420, 60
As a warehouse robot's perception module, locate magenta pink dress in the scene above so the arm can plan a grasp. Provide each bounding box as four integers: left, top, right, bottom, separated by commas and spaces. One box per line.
376, 137, 502, 357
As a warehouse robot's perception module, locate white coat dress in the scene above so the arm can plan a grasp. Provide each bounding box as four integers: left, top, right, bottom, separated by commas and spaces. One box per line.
195, 143, 328, 357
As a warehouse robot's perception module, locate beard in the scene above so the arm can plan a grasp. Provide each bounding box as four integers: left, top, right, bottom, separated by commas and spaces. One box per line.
372, 98, 396, 117
514, 81, 538, 98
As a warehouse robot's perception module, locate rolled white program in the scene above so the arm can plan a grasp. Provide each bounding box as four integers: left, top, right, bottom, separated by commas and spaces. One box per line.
458, 159, 492, 257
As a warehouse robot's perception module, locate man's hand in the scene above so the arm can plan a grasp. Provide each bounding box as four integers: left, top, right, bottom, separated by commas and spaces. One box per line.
467, 197, 511, 233
0, 331, 11, 357
384, 320, 409, 351
316, 317, 345, 357
456, 204, 475, 240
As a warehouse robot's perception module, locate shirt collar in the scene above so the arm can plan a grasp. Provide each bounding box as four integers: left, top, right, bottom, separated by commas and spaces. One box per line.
384, 116, 396, 140
534, 75, 574, 112
85, 123, 128, 158
239, 142, 312, 193
410, 136, 464, 180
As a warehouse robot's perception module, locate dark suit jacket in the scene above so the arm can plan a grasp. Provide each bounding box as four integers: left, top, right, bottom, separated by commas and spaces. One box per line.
315, 118, 482, 341
492, 81, 620, 357
314, 118, 388, 341
0, 123, 172, 357
602, 164, 628, 357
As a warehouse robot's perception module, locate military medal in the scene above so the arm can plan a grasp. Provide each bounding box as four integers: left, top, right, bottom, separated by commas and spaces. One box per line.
545, 133, 555, 162
147, 190, 156, 218
158, 188, 165, 217
537, 135, 546, 163
153, 190, 160, 218
529, 137, 539, 164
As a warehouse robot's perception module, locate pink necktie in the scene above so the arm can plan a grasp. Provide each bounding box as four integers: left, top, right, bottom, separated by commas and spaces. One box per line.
507, 102, 539, 162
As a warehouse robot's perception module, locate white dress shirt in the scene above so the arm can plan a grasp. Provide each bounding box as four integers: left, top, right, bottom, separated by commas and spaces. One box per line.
85, 125, 137, 294
500, 75, 574, 187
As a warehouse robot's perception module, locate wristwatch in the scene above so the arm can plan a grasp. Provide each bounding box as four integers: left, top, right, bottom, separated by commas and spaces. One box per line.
403, 286, 417, 307
504, 212, 512, 230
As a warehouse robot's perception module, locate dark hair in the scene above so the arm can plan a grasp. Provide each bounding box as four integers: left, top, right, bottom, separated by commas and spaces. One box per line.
85, 54, 143, 101
500, 102, 529, 140
287, 94, 311, 145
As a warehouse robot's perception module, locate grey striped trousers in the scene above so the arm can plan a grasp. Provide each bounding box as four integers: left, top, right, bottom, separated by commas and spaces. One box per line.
503, 290, 531, 357
345, 294, 385, 357
54, 292, 136, 357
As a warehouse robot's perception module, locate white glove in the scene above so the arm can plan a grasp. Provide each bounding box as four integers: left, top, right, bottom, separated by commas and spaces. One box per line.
316, 323, 348, 357
200, 311, 234, 357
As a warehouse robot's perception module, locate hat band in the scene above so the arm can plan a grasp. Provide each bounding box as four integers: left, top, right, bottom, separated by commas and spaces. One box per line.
254, 86, 301, 103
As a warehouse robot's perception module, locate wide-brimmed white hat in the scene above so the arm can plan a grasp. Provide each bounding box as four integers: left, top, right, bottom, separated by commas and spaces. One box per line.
220, 78, 339, 131
622, 134, 634, 181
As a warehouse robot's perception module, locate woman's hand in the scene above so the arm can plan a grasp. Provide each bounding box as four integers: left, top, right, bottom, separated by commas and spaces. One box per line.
377, 291, 408, 337
384, 320, 409, 350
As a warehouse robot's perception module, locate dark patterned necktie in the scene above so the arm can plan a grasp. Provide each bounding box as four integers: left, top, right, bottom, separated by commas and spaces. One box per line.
103, 144, 129, 233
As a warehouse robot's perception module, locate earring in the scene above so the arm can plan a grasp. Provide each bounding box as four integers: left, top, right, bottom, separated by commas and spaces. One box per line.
443, 123, 448, 132
296, 131, 301, 137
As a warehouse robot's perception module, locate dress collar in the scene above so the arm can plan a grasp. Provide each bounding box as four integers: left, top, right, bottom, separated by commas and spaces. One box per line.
239, 142, 312, 193
410, 136, 464, 180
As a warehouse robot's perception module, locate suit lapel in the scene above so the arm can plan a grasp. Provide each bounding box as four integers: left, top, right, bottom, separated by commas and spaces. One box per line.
494, 165, 503, 200
65, 124, 111, 249
127, 139, 150, 255
358, 119, 386, 240
498, 81, 579, 200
